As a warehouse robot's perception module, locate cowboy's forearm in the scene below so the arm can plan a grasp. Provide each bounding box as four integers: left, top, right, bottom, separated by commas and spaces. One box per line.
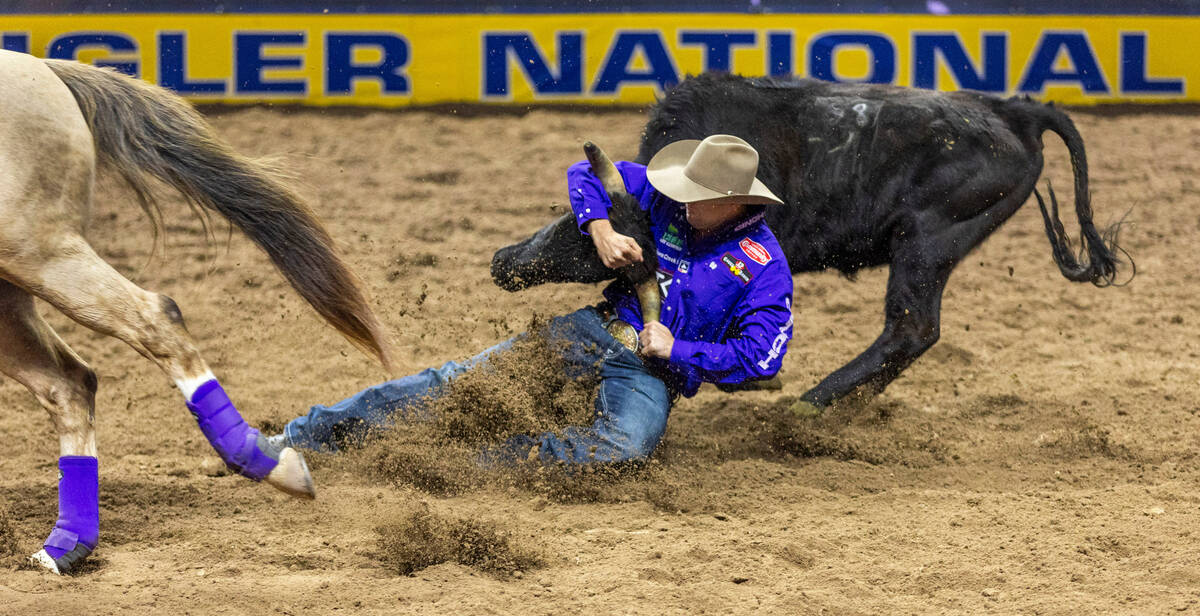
586, 218, 614, 238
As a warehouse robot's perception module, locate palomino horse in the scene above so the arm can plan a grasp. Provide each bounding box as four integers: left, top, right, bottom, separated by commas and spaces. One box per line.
0, 50, 392, 574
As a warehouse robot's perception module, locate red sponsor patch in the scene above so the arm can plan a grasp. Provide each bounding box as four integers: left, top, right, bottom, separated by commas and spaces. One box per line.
739, 238, 771, 265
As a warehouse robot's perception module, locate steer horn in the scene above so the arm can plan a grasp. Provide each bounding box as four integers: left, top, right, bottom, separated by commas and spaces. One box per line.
583, 141, 624, 195
582, 141, 661, 325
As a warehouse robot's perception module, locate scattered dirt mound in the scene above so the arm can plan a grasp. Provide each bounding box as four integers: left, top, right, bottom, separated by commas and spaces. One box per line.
1032, 416, 1137, 460
752, 397, 951, 466
375, 502, 542, 577
420, 319, 596, 447
335, 319, 596, 495
332, 318, 721, 513
327, 314, 762, 514
502, 453, 717, 513
360, 442, 481, 495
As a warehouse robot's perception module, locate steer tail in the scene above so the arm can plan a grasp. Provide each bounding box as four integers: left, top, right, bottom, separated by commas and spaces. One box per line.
1031, 104, 1127, 287
44, 59, 393, 370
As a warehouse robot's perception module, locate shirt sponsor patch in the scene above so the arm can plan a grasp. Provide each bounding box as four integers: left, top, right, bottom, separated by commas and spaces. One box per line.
656, 269, 674, 298
659, 223, 683, 250
739, 238, 771, 265
721, 253, 752, 284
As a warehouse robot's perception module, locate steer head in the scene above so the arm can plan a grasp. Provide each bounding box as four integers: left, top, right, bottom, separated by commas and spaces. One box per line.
581, 141, 661, 325
489, 142, 661, 327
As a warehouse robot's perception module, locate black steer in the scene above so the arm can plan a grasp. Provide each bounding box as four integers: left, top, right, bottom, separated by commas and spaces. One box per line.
492, 73, 1126, 408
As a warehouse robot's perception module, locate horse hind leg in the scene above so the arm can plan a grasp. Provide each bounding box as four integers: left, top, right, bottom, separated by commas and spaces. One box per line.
7, 233, 315, 494
0, 279, 99, 574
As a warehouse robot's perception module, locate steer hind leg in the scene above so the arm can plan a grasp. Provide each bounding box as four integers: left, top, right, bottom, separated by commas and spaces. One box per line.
0, 279, 100, 574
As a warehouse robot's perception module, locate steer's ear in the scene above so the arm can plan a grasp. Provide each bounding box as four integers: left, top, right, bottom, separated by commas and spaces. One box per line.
583, 141, 628, 196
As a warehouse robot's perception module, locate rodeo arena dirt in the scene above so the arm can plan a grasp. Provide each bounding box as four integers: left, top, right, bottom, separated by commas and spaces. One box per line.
3, 16, 1200, 616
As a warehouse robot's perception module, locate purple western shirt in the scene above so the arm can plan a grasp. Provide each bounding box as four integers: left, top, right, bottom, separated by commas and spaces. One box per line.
568, 160, 794, 397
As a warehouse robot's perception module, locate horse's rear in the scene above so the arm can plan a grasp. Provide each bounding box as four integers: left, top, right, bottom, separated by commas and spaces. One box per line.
0, 50, 389, 574
0, 51, 95, 256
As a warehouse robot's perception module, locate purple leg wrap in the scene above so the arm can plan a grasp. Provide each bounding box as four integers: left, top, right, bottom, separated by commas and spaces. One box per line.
43, 456, 99, 570
186, 379, 280, 481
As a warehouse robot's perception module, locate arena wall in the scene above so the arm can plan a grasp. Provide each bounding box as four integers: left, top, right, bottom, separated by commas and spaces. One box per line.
0, 4, 1193, 106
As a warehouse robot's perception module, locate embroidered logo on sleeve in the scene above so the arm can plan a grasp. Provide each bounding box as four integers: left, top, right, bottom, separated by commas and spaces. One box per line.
757, 297, 793, 370
721, 253, 752, 284
739, 238, 771, 265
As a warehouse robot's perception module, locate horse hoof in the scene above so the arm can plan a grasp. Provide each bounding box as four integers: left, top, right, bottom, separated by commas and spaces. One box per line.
265, 446, 316, 499
30, 545, 92, 575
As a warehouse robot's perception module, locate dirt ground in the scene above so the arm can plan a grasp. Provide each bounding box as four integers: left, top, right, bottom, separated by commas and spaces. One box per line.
1, 100, 1199, 615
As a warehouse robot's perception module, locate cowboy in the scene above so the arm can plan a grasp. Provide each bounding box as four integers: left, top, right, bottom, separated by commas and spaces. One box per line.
270, 134, 794, 466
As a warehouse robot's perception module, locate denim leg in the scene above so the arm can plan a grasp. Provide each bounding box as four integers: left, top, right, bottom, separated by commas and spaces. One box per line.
484, 344, 673, 466
541, 307, 619, 380
284, 338, 515, 451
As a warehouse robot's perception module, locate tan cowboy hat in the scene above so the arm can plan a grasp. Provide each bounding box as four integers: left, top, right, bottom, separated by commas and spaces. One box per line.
646, 134, 784, 206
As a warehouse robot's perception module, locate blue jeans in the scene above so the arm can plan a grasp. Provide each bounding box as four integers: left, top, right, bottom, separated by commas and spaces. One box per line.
282, 307, 674, 466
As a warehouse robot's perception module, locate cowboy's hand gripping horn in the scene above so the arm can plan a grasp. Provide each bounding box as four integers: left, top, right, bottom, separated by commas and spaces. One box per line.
582, 141, 662, 326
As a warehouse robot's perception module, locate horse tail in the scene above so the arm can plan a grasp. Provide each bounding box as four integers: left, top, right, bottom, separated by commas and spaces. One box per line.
1027, 102, 1129, 287
44, 59, 393, 370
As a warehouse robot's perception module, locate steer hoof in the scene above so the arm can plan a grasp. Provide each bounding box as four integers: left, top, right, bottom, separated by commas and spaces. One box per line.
787, 400, 823, 419
265, 446, 315, 499
30, 544, 92, 575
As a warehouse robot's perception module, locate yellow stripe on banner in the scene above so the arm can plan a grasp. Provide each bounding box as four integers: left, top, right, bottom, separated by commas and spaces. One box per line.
0, 14, 1193, 106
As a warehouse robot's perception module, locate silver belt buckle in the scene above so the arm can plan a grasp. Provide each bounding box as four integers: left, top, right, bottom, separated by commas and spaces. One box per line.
605, 319, 639, 352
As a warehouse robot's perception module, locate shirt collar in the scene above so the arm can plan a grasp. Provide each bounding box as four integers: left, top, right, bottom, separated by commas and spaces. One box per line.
686, 210, 766, 252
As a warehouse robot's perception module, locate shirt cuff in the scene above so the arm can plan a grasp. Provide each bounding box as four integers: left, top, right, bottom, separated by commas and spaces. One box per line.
668, 339, 698, 368
576, 212, 609, 235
